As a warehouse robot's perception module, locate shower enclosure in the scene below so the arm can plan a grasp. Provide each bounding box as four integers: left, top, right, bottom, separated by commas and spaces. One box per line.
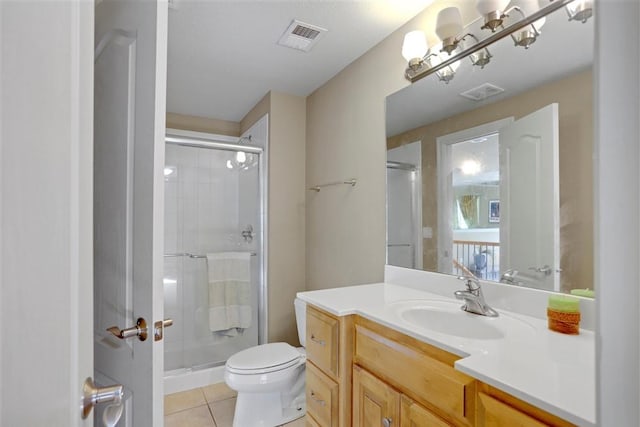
163, 127, 266, 391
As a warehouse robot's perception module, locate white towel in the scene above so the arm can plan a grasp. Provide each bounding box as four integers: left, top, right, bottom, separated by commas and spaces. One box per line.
206, 252, 252, 336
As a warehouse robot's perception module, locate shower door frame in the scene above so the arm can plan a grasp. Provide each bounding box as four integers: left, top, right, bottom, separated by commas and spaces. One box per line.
165, 129, 268, 347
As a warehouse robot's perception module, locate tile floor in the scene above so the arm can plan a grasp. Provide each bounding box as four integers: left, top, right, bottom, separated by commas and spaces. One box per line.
164, 383, 306, 427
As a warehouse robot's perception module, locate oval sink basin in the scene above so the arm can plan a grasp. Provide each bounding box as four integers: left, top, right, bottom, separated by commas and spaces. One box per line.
392, 300, 534, 341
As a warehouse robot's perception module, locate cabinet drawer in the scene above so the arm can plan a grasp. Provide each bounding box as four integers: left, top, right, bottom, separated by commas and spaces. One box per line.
354, 324, 475, 426
306, 362, 339, 427
401, 395, 453, 427
478, 392, 546, 427
307, 306, 339, 378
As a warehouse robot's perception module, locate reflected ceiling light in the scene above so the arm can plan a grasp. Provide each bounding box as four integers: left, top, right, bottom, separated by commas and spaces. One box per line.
476, 0, 511, 32
436, 7, 464, 54
227, 135, 258, 171
164, 167, 175, 176
508, 0, 545, 49
461, 160, 481, 175
402, 30, 428, 70
425, 51, 461, 84
461, 34, 493, 68
229, 151, 258, 170
566, 0, 593, 23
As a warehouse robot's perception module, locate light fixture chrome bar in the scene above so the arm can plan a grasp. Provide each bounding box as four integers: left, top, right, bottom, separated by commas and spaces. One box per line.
165, 135, 263, 154
386, 161, 417, 171
406, 0, 577, 83
308, 179, 357, 192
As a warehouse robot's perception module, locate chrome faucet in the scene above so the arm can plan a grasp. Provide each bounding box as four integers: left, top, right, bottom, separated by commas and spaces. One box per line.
454, 276, 499, 317
500, 269, 522, 286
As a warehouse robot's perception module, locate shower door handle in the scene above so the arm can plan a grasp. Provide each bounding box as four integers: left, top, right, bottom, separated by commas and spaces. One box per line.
154, 318, 174, 341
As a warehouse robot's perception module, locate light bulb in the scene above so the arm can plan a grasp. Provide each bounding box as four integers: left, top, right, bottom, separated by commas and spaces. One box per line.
461, 160, 481, 175
226, 160, 233, 169
236, 151, 247, 163
566, 0, 593, 23
402, 31, 428, 62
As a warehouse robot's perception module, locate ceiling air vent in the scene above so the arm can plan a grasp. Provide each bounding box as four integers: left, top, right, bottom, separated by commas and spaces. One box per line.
460, 83, 505, 101
277, 19, 327, 52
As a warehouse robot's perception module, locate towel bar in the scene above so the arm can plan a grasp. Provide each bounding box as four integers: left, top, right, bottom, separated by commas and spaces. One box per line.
164, 252, 257, 258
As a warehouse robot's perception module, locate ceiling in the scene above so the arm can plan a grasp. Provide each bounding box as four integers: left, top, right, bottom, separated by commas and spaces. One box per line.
166, 0, 433, 122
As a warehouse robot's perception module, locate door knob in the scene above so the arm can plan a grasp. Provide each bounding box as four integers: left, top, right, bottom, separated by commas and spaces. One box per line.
382, 417, 393, 427
154, 318, 174, 341
107, 317, 148, 341
81, 377, 124, 419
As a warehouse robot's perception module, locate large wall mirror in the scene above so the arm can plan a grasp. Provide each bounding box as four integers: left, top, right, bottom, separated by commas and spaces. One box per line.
386, 3, 593, 294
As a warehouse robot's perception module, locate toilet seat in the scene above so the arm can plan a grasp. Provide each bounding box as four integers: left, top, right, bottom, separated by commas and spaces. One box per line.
226, 342, 303, 375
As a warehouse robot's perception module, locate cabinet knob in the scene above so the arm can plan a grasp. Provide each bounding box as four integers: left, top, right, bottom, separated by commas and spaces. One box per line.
309, 391, 326, 406
310, 334, 326, 346
382, 417, 392, 427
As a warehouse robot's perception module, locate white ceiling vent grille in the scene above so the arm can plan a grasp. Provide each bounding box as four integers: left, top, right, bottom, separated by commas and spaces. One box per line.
277, 20, 327, 52
460, 83, 505, 101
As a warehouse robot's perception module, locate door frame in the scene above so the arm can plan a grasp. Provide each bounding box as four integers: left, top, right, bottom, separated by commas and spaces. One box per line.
436, 117, 513, 275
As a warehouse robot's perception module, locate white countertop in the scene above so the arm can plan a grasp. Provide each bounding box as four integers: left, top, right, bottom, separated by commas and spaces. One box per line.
297, 282, 595, 427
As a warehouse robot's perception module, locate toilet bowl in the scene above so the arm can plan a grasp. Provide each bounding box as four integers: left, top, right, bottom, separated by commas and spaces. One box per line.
224, 298, 307, 427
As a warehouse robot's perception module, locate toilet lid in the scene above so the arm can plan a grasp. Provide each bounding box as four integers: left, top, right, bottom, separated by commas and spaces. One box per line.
226, 343, 302, 374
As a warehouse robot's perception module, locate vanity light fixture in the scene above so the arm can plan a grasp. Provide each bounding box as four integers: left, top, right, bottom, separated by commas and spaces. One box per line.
401, 0, 586, 84
425, 52, 461, 84
436, 7, 464, 54
476, 0, 511, 32
402, 30, 429, 71
508, 0, 546, 49
566, 0, 593, 23
462, 34, 493, 68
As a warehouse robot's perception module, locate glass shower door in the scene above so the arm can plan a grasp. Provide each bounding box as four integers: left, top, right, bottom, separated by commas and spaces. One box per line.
164, 139, 262, 373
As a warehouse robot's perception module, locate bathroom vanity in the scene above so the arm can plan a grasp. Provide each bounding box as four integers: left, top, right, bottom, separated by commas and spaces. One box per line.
298, 269, 595, 427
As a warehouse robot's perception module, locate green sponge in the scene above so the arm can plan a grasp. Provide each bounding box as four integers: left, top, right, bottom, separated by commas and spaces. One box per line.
548, 294, 580, 312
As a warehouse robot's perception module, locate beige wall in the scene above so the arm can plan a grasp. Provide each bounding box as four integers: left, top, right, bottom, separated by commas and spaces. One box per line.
304, 0, 472, 290
166, 112, 240, 136
305, 14, 412, 290
241, 91, 306, 345
387, 69, 594, 292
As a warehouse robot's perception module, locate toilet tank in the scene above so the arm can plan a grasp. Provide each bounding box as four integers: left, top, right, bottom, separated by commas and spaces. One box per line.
294, 298, 307, 347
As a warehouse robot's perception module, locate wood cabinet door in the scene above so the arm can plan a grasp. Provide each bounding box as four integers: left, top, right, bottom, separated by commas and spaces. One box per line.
400, 395, 452, 427
353, 365, 400, 427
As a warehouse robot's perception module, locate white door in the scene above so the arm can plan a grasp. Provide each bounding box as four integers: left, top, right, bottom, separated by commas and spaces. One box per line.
0, 1, 94, 426
94, 1, 168, 426
499, 103, 560, 291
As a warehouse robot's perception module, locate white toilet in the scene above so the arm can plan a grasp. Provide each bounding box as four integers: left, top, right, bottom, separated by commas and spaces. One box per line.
224, 298, 307, 427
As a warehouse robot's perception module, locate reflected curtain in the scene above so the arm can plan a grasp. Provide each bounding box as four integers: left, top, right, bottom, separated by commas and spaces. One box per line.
459, 195, 478, 227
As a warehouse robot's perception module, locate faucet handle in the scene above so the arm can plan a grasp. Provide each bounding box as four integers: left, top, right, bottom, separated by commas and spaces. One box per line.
457, 275, 480, 291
